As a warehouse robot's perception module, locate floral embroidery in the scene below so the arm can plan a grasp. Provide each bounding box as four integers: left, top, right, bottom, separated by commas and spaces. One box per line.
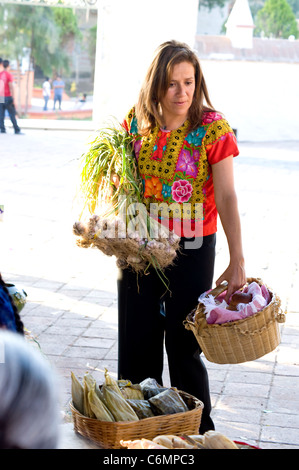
162, 183, 172, 199
176, 148, 198, 178
134, 140, 142, 160
172, 179, 193, 203
193, 149, 200, 161
144, 177, 163, 201
137, 120, 189, 181
130, 116, 138, 134
152, 130, 169, 161
186, 127, 206, 146
202, 112, 222, 125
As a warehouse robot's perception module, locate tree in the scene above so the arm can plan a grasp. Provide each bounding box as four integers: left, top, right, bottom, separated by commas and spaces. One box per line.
87, 24, 97, 84
0, 4, 82, 113
198, 0, 228, 9
255, 0, 298, 38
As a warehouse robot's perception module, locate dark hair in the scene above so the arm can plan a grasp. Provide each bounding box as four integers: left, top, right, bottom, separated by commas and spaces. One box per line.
135, 40, 216, 136
0, 274, 24, 334
3, 59, 9, 69
0, 58, 2, 64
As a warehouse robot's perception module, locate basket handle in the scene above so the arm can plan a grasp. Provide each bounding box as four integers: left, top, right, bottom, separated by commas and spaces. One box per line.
207, 282, 228, 299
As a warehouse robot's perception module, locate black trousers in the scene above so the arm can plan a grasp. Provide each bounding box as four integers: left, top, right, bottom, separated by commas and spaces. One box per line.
0, 97, 20, 133
117, 234, 216, 433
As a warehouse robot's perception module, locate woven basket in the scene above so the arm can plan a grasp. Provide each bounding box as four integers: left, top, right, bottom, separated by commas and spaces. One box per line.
184, 277, 286, 364
70, 390, 204, 449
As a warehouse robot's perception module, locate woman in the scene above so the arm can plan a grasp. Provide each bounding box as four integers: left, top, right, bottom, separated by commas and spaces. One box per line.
118, 40, 246, 432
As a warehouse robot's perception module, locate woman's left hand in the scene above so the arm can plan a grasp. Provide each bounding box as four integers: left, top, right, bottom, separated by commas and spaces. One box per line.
216, 260, 246, 303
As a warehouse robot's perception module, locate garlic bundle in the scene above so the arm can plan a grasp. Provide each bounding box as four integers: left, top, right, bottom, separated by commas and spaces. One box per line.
73, 122, 181, 275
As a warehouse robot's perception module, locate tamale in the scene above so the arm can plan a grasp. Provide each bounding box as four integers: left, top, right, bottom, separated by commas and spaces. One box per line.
148, 388, 189, 415
139, 377, 167, 399
71, 372, 84, 415
102, 385, 139, 421
118, 379, 131, 387
126, 399, 155, 419
84, 371, 96, 389
104, 368, 122, 395
83, 372, 98, 418
88, 388, 115, 421
120, 383, 144, 400
83, 381, 96, 418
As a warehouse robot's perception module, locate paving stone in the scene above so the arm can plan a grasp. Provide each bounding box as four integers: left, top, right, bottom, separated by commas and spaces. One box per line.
261, 425, 299, 446
73, 336, 115, 349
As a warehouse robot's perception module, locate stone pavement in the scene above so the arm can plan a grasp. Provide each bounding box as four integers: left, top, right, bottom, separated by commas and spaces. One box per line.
0, 124, 299, 450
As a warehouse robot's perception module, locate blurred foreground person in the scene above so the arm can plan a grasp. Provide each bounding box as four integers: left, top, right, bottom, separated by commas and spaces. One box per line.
0, 330, 60, 449
0, 273, 24, 333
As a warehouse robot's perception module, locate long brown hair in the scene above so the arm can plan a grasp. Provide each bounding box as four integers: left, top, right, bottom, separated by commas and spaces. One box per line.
135, 40, 216, 136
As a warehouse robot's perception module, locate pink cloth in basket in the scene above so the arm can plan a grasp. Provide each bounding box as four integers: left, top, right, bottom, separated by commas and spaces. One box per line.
199, 282, 271, 325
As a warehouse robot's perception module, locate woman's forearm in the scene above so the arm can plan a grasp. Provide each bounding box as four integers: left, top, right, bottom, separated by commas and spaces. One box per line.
216, 191, 244, 264
212, 156, 246, 299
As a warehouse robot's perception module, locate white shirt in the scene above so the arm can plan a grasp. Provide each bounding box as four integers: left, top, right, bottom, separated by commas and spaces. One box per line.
42, 81, 51, 97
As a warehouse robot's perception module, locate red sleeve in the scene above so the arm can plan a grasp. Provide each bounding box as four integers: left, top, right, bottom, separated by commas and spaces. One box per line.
204, 119, 239, 165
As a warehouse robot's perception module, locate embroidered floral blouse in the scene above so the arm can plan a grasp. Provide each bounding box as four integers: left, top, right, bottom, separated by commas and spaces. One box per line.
123, 107, 239, 237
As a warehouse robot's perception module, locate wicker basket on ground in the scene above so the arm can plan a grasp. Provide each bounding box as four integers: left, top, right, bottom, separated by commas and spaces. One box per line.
70, 390, 203, 449
184, 277, 286, 364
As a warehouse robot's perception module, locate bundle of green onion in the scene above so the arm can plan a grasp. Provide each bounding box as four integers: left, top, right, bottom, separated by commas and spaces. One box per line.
78, 121, 143, 218
73, 120, 180, 276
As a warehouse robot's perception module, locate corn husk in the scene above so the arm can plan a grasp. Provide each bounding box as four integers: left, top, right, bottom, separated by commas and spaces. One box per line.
73, 121, 180, 279
104, 368, 122, 395
148, 388, 189, 415
120, 439, 167, 449
71, 372, 84, 415
126, 399, 155, 419
139, 377, 168, 399
119, 382, 144, 400
88, 388, 115, 422
83, 383, 95, 418
102, 385, 139, 422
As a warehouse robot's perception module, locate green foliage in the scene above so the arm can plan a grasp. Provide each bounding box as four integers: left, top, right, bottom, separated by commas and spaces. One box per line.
198, 0, 227, 10
255, 0, 298, 38
0, 5, 82, 76
53, 7, 82, 41
87, 24, 97, 80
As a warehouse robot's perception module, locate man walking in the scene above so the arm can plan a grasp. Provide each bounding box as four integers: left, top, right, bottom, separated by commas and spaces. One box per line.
0, 59, 22, 135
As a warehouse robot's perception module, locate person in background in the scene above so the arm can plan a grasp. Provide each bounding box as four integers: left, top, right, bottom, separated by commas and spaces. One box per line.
118, 40, 246, 433
52, 75, 65, 111
0, 59, 22, 134
0, 330, 60, 449
0, 273, 24, 334
42, 77, 51, 111
76, 92, 87, 109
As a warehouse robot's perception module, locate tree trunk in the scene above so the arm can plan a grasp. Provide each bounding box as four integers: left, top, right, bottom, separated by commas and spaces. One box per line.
25, 31, 34, 116
16, 59, 22, 116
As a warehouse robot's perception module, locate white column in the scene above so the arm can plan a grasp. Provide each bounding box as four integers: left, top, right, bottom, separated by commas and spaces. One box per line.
92, 0, 199, 126
225, 0, 255, 49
